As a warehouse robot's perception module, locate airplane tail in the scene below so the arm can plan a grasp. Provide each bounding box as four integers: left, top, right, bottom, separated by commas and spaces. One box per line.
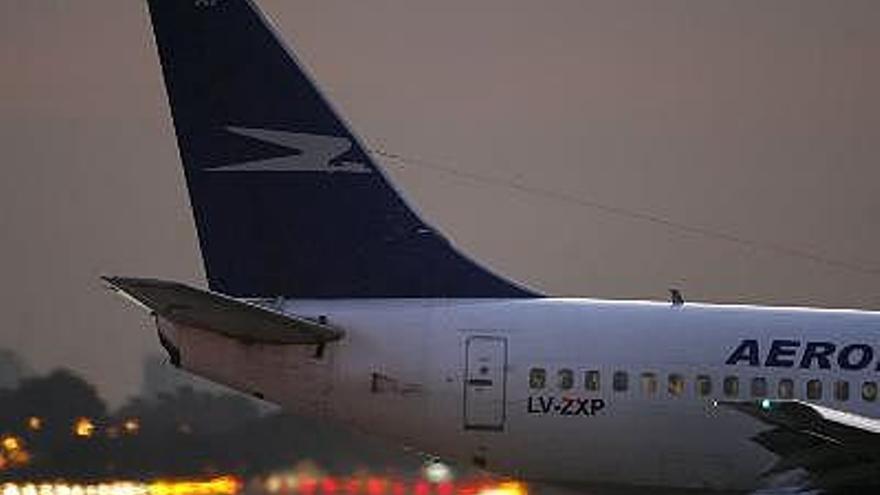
146, 0, 536, 299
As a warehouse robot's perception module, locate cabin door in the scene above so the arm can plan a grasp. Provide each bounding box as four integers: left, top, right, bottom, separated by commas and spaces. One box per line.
463, 336, 507, 431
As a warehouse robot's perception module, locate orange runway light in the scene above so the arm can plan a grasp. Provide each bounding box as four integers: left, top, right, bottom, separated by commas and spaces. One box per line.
474, 482, 527, 495
8, 450, 30, 465
148, 476, 240, 495
2, 436, 22, 452
1, 478, 240, 495
73, 418, 95, 438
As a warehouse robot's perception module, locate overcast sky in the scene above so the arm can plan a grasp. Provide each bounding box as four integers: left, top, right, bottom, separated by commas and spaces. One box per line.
1, 0, 879, 404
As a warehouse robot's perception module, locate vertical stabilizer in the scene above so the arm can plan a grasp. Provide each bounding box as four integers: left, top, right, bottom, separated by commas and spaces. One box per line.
147, 0, 536, 298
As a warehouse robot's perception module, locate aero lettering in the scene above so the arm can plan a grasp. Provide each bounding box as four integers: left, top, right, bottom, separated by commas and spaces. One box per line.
726, 339, 880, 372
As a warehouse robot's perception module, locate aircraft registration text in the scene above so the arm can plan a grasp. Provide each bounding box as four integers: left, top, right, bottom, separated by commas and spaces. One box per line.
527, 396, 606, 416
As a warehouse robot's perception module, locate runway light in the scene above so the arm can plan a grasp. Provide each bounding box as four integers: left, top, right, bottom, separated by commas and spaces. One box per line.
73, 418, 95, 438
264, 476, 282, 494
27, 417, 42, 431
149, 476, 240, 495
284, 474, 300, 491
413, 481, 429, 495
2, 436, 22, 452
476, 482, 527, 495
9, 450, 30, 465
298, 478, 316, 495
343, 478, 359, 494
0, 479, 239, 495
123, 419, 140, 435
365, 478, 384, 495
423, 462, 453, 484
319, 478, 337, 495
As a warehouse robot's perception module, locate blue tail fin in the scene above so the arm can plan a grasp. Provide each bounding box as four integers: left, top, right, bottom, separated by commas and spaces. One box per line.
146, 0, 536, 298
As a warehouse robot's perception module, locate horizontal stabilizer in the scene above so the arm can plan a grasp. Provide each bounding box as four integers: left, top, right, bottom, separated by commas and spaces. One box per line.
102, 276, 343, 345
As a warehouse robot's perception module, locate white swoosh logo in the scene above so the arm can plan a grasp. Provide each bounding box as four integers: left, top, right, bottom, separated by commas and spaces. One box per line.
206, 127, 371, 174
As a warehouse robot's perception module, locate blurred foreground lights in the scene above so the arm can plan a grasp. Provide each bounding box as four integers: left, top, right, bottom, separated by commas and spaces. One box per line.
73, 418, 95, 438
27, 417, 42, 431
149, 476, 240, 495
2, 478, 239, 495
476, 482, 527, 495
423, 462, 453, 484
0, 435, 30, 470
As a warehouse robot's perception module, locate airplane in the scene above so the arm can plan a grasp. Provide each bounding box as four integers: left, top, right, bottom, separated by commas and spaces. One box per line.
104, 0, 880, 493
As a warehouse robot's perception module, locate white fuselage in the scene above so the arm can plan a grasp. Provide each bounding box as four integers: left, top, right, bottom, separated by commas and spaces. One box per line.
158, 298, 880, 492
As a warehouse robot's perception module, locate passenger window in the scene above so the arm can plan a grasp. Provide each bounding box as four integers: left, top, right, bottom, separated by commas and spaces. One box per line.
613, 371, 628, 392
529, 368, 546, 389
695, 375, 712, 397
806, 379, 823, 400
751, 377, 768, 398
778, 378, 794, 399
723, 376, 740, 398
834, 380, 850, 402
641, 372, 658, 396
862, 381, 877, 402
558, 369, 574, 390
585, 370, 601, 392
668, 374, 685, 397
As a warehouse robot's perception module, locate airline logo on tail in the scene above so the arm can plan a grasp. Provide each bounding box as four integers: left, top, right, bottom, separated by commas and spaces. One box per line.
207, 127, 371, 174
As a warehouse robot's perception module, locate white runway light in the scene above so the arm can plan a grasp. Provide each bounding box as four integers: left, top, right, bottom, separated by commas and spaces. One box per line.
423, 462, 454, 484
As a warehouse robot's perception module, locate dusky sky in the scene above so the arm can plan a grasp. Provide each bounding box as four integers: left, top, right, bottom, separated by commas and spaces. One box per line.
1, 0, 879, 403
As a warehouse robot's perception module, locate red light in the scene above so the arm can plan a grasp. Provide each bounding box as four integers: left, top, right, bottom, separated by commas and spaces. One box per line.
454, 483, 480, 495
321, 478, 338, 495
344, 479, 360, 494
301, 478, 318, 495
365, 478, 384, 495
390, 482, 406, 495
436, 483, 453, 495
414, 481, 430, 495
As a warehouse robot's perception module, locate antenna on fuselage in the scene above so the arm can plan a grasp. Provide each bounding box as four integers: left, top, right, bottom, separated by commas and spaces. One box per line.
669, 288, 685, 307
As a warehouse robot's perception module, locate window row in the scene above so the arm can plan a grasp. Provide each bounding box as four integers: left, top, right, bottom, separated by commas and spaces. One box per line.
527, 367, 879, 403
